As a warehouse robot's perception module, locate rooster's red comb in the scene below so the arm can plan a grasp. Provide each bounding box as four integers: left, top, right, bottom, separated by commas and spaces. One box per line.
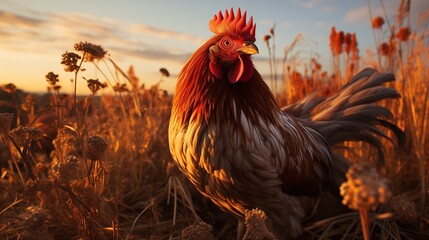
209, 8, 256, 41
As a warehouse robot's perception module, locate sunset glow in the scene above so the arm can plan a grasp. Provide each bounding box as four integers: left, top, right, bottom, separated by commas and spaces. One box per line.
2, 0, 427, 94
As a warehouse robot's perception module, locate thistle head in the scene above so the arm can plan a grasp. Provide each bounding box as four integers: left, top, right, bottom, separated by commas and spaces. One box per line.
181, 221, 214, 240
85, 135, 108, 161
340, 163, 392, 211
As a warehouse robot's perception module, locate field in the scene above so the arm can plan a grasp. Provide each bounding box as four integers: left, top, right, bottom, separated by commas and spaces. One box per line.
1, 2, 429, 240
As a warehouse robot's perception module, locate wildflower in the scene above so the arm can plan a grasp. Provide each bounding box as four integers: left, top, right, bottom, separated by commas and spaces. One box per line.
61, 51, 81, 72
1, 83, 17, 94
159, 68, 170, 77
86, 78, 106, 94
340, 163, 391, 240
335, 31, 344, 55
74, 41, 107, 61
10, 126, 46, 147
396, 27, 411, 42
0, 112, 14, 137
18, 205, 49, 233
181, 221, 214, 240
379, 42, 389, 55
340, 163, 391, 211
329, 26, 337, 55
263, 34, 271, 43
243, 208, 277, 240
390, 194, 418, 224
372, 16, 385, 29
45, 72, 59, 86
86, 135, 107, 161
53, 155, 81, 183
344, 32, 352, 54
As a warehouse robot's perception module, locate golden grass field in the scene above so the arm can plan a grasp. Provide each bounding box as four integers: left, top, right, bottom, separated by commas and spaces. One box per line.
1, 2, 428, 239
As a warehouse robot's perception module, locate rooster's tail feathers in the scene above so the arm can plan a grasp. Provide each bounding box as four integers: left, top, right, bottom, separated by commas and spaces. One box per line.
284, 68, 404, 167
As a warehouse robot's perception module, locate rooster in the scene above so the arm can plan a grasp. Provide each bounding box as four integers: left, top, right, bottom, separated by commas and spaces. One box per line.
169, 8, 403, 238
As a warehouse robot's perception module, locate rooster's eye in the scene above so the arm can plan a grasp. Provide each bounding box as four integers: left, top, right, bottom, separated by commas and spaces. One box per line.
221, 39, 231, 48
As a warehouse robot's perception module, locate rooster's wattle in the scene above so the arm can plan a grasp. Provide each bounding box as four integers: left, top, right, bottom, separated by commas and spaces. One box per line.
169, 8, 403, 238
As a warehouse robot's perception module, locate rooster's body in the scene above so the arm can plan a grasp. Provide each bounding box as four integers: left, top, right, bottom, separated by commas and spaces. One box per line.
169, 8, 402, 238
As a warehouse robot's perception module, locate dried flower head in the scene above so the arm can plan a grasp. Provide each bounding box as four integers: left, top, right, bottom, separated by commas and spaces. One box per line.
335, 31, 344, 55
372, 16, 385, 29
74, 41, 107, 61
45, 72, 59, 86
159, 68, 170, 77
396, 27, 411, 42
243, 208, 277, 240
263, 34, 271, 43
10, 126, 46, 147
18, 205, 49, 233
2, 83, 17, 94
61, 51, 81, 72
379, 42, 390, 56
340, 163, 392, 211
329, 26, 337, 55
53, 155, 81, 183
390, 194, 419, 224
86, 78, 106, 94
344, 32, 352, 54
0, 112, 14, 137
181, 221, 214, 240
86, 135, 107, 161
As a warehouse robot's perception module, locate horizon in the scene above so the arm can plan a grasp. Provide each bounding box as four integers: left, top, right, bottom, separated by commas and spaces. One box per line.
1, 0, 428, 95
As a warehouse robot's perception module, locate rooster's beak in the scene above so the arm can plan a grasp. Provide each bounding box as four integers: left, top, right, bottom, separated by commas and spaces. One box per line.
237, 42, 259, 55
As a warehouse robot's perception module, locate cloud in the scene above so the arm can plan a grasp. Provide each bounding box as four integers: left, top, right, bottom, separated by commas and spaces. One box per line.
0, 9, 202, 65
343, 3, 400, 25
315, 21, 327, 29
259, 19, 275, 26
343, 6, 370, 23
344, 0, 429, 29
293, 0, 336, 12
129, 24, 205, 46
0, 10, 45, 27
109, 46, 191, 63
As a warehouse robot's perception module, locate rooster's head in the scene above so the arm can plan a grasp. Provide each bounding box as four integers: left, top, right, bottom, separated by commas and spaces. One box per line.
208, 8, 258, 84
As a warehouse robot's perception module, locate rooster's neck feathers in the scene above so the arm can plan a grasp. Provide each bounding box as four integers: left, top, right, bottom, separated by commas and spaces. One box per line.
173, 38, 278, 127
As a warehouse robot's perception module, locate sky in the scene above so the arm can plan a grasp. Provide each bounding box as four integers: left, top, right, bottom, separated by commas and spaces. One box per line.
0, 0, 428, 94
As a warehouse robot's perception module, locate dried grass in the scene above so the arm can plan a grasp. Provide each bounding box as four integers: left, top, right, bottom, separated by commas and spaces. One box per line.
0, 1, 428, 239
